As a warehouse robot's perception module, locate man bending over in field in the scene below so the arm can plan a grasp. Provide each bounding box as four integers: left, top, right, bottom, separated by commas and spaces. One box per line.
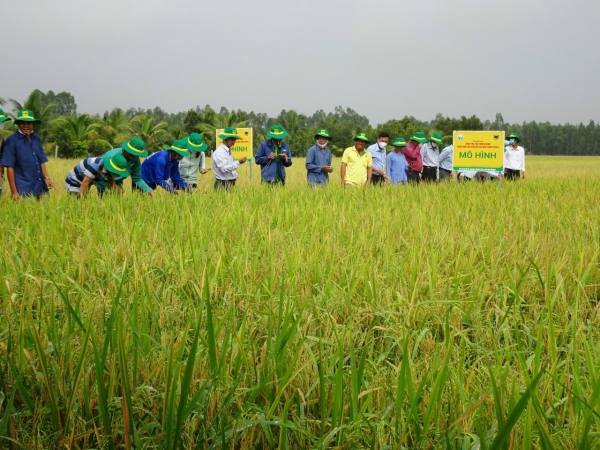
65, 154, 130, 197
140, 140, 191, 194
96, 137, 154, 196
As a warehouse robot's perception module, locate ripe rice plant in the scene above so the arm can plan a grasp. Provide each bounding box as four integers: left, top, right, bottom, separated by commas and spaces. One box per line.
0, 155, 599, 448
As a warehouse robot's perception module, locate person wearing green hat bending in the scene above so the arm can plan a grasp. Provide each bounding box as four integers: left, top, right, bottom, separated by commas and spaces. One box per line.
403, 131, 427, 184
341, 132, 373, 188
179, 133, 211, 188
0, 109, 13, 199
1, 109, 56, 200
255, 124, 292, 185
96, 137, 155, 196
305, 128, 333, 186
504, 132, 525, 180
213, 127, 247, 189
65, 154, 130, 197
140, 140, 191, 194
421, 132, 444, 182
386, 138, 409, 185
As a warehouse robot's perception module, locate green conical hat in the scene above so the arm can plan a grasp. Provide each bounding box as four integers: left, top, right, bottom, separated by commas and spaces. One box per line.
314, 128, 332, 140
410, 131, 428, 143
167, 139, 191, 157
0, 109, 11, 123
266, 124, 289, 139
102, 154, 130, 177
15, 109, 41, 124
185, 133, 208, 152
218, 127, 241, 140
428, 132, 444, 146
507, 132, 521, 142
121, 137, 149, 157
391, 137, 407, 147
354, 132, 370, 143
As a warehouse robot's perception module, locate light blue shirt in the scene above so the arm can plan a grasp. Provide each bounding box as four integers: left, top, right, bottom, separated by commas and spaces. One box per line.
386, 151, 408, 185
305, 144, 332, 185
367, 143, 387, 173
439, 145, 453, 171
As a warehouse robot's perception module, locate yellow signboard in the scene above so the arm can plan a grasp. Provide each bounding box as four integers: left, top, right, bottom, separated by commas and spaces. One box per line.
216, 128, 253, 161
452, 131, 505, 171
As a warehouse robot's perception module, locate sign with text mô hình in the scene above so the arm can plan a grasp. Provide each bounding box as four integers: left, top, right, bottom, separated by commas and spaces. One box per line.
452, 131, 505, 171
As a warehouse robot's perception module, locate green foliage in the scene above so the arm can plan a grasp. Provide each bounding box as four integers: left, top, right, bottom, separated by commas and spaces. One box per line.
3, 90, 600, 156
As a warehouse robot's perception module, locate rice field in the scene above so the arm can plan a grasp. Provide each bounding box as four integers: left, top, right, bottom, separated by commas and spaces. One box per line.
0, 155, 599, 449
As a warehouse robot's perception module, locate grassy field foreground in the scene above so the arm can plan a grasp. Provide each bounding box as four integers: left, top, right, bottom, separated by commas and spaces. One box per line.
0, 156, 599, 449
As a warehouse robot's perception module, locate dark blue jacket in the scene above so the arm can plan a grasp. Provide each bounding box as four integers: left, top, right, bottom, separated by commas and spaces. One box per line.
255, 140, 292, 182
140, 150, 189, 192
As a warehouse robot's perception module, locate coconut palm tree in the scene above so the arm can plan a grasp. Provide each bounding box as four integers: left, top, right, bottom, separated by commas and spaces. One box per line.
92, 108, 133, 148
166, 124, 186, 142
128, 114, 170, 152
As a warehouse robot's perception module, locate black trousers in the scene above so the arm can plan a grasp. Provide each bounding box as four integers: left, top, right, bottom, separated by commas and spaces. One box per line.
422, 166, 437, 182
505, 169, 521, 180
214, 179, 236, 190
371, 173, 385, 185
407, 170, 421, 184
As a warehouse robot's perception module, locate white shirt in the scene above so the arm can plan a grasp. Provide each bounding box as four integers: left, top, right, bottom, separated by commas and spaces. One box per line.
421, 142, 440, 167
212, 143, 240, 181
504, 145, 525, 171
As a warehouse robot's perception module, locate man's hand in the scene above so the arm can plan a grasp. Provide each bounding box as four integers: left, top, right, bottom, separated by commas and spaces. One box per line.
201, 168, 212, 174
45, 177, 56, 189
268, 152, 276, 160
12, 192, 20, 202
148, 190, 155, 196
239, 156, 248, 164
279, 153, 287, 162
173, 190, 180, 195
322, 165, 333, 173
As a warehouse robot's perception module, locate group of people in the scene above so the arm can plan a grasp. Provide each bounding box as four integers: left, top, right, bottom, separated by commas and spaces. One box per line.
0, 109, 527, 200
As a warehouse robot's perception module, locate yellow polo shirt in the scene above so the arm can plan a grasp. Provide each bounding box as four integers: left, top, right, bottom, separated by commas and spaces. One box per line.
342, 146, 373, 187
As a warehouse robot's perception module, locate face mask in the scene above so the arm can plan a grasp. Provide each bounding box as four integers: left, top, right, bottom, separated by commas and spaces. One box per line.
317, 140, 327, 149
379, 142, 388, 149
509, 139, 515, 145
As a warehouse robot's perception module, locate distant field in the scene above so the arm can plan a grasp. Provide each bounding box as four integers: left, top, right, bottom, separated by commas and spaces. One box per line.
0, 155, 599, 448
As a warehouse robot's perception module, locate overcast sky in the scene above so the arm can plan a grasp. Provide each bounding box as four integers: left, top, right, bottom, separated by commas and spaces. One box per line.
2, 0, 599, 126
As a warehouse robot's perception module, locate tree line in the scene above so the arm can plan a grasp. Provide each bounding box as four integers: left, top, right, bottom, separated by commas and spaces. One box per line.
1, 89, 598, 158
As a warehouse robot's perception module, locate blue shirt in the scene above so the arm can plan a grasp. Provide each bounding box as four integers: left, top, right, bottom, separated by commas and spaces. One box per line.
367, 143, 387, 173
439, 145, 453, 171
305, 144, 332, 185
255, 140, 292, 182
386, 151, 408, 185
1, 132, 49, 196
140, 150, 189, 192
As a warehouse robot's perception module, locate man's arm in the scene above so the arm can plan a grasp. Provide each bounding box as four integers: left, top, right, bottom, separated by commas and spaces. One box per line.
7, 168, 18, 199
254, 142, 270, 165
281, 144, 292, 167
130, 157, 153, 192
340, 162, 346, 186
365, 166, 372, 187
40, 163, 56, 189
214, 150, 242, 174
80, 176, 94, 196
171, 163, 189, 191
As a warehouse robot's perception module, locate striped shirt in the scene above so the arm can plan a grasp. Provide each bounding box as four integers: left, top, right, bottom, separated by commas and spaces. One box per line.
65, 157, 108, 193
